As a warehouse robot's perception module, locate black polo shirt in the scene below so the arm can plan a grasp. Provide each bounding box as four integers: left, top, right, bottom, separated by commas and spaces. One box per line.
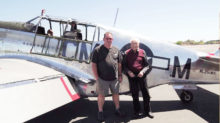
92, 45, 122, 81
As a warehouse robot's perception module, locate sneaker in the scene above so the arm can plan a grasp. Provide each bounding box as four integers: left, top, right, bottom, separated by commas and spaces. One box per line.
115, 109, 126, 117
97, 111, 104, 122
143, 112, 154, 119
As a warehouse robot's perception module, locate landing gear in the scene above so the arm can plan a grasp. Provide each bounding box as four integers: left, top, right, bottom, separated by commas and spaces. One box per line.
180, 90, 193, 103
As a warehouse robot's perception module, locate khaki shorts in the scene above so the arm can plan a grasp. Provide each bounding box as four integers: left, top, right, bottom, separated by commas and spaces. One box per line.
96, 77, 119, 96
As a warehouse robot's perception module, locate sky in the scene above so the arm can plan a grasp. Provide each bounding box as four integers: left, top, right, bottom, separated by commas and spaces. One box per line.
0, 0, 220, 43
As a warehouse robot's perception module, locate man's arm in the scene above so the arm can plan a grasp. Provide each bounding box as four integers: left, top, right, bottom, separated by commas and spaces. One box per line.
123, 50, 135, 78
140, 66, 149, 74
140, 51, 150, 74
118, 51, 123, 82
118, 63, 123, 82
92, 63, 99, 80
122, 51, 129, 74
91, 48, 99, 80
138, 51, 150, 77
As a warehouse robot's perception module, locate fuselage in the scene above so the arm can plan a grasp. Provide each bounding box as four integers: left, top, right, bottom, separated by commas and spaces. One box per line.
0, 21, 219, 97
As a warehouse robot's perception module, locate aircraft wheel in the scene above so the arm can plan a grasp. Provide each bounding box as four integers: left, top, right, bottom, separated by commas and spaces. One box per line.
180, 90, 193, 103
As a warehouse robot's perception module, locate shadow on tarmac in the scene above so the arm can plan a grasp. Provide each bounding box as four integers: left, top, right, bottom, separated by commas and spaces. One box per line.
26, 86, 219, 123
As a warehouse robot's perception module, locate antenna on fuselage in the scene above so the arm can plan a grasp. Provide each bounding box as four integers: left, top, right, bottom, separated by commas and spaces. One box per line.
113, 8, 119, 27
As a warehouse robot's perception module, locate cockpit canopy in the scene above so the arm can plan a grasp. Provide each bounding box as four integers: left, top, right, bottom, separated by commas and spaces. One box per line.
25, 15, 107, 63
26, 15, 105, 42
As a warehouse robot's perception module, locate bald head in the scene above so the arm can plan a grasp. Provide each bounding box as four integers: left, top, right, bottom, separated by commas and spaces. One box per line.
104, 32, 113, 38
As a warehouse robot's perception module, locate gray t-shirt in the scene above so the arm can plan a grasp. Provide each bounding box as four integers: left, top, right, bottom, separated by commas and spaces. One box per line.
92, 45, 122, 81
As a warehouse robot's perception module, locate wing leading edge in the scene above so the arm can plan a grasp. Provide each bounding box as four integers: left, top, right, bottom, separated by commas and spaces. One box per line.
0, 53, 95, 84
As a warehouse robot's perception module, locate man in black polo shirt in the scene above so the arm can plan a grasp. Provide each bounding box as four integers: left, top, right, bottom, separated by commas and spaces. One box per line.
124, 38, 153, 119
92, 32, 124, 122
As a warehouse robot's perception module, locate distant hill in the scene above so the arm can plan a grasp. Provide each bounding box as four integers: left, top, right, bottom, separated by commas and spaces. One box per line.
176, 40, 220, 45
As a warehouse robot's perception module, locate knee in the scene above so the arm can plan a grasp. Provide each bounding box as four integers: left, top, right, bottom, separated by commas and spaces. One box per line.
98, 94, 105, 99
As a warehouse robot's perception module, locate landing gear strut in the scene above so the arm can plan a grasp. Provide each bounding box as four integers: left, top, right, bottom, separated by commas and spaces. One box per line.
180, 90, 193, 103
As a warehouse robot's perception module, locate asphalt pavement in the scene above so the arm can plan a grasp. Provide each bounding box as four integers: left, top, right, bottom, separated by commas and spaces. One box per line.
27, 84, 219, 123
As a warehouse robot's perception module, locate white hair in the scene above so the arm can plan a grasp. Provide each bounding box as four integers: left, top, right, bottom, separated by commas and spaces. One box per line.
130, 38, 140, 44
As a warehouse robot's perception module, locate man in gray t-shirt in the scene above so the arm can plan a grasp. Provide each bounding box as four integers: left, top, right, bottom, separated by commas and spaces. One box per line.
92, 32, 124, 122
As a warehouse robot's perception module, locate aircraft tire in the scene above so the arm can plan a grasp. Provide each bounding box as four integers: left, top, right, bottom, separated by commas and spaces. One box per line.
180, 90, 193, 103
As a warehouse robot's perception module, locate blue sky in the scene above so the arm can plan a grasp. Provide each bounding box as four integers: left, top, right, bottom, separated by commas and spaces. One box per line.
1, 0, 219, 42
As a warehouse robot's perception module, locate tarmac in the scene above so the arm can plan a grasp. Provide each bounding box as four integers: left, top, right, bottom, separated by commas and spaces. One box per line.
26, 83, 219, 123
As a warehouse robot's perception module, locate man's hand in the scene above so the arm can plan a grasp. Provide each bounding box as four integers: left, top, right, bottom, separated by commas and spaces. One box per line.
118, 75, 123, 83
138, 71, 144, 78
95, 76, 99, 81
128, 71, 135, 78
92, 63, 99, 81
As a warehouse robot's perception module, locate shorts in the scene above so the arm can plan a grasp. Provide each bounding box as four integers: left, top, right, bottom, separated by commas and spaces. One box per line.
96, 77, 119, 96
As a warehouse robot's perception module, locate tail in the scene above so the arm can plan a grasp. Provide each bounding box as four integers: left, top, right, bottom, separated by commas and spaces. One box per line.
214, 47, 220, 57
208, 47, 220, 57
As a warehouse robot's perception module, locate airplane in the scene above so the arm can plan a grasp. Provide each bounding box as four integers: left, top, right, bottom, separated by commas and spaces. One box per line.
0, 11, 219, 122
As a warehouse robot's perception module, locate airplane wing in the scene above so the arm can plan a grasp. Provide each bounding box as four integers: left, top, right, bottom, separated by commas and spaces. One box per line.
0, 55, 93, 122
0, 53, 95, 84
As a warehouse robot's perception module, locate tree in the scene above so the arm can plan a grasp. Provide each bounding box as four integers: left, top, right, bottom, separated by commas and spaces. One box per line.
176, 41, 183, 45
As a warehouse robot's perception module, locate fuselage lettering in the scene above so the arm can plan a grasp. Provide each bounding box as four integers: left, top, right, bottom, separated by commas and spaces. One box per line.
171, 56, 191, 79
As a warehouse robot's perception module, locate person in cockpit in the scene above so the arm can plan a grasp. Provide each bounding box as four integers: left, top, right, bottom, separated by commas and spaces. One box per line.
47, 29, 53, 36
63, 21, 82, 40
62, 21, 82, 57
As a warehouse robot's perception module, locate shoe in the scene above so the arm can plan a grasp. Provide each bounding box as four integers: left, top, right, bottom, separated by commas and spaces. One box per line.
133, 112, 140, 119
97, 111, 104, 122
115, 108, 126, 117
143, 112, 154, 119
